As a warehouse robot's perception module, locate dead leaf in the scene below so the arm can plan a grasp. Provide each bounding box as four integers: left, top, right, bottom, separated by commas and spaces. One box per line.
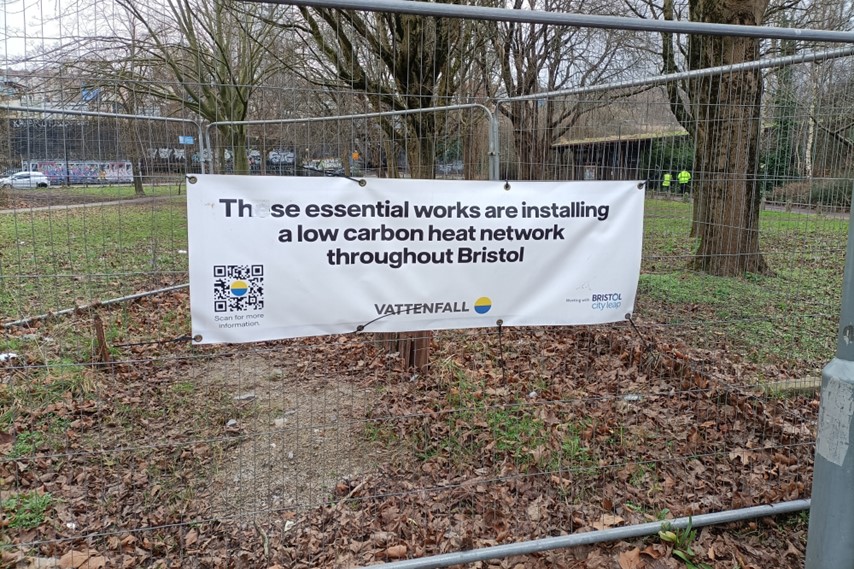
57, 551, 89, 569
16, 558, 59, 569
729, 448, 751, 465
619, 547, 644, 569
527, 497, 543, 522
591, 514, 624, 530
585, 549, 612, 569
785, 541, 802, 558
383, 545, 407, 559
641, 544, 667, 559
185, 528, 198, 547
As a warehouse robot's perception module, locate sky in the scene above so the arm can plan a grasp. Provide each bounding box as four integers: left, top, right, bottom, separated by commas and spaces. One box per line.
2, 0, 66, 67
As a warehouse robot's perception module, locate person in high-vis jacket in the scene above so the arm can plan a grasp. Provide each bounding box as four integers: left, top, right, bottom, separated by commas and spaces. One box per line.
678, 169, 691, 192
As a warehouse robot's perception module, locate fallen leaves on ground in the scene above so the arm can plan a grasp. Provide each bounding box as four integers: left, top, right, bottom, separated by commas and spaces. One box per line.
2, 305, 817, 568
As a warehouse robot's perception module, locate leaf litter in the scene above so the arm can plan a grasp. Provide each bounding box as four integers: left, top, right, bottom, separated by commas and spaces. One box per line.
1, 294, 816, 568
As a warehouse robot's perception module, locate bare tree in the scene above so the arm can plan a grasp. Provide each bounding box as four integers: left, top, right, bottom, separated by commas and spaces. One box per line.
634, 0, 854, 274
284, 7, 479, 179
67, 0, 290, 175
483, 0, 654, 180
631, 0, 768, 274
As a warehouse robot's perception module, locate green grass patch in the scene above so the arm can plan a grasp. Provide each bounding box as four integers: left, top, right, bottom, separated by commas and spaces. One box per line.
486, 408, 547, 464
0, 363, 95, 442
1, 492, 54, 529
641, 198, 846, 368
171, 381, 195, 395
403, 359, 599, 471
0, 200, 189, 320
7, 431, 45, 458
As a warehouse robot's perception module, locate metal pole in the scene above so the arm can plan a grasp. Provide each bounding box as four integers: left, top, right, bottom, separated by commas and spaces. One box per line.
488, 113, 499, 182
62, 124, 70, 187
197, 122, 206, 175
364, 500, 810, 569
805, 184, 854, 568
253, 0, 854, 43
2, 283, 189, 329
500, 45, 854, 103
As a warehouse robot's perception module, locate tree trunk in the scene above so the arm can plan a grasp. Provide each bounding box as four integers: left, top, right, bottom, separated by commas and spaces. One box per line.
462, 114, 488, 181
133, 165, 145, 196
509, 101, 548, 181
232, 124, 250, 175
395, 116, 435, 371
376, 332, 432, 374
688, 0, 770, 275
805, 65, 819, 178
405, 114, 437, 179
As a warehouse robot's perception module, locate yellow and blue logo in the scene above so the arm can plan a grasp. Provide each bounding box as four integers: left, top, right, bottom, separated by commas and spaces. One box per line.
230, 280, 249, 297
474, 296, 492, 314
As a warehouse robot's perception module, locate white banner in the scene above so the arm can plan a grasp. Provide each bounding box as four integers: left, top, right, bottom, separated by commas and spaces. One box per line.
187, 175, 645, 344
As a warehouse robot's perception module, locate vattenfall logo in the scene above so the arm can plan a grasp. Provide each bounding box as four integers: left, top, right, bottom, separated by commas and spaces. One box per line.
374, 296, 493, 316
230, 280, 249, 297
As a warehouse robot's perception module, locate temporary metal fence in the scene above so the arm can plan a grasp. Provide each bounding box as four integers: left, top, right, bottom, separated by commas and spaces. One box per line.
1, 2, 852, 568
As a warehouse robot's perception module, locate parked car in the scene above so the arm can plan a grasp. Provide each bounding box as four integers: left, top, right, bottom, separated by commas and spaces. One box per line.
0, 171, 51, 189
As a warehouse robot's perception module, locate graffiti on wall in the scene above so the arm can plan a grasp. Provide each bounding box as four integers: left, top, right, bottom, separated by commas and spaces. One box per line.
23, 160, 134, 185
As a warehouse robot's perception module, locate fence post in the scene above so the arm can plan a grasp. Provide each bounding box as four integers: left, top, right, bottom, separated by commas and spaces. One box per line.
489, 114, 499, 182
805, 185, 854, 568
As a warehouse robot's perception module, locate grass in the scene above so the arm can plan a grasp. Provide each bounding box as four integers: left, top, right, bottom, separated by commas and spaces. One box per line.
7, 431, 45, 457
0, 197, 189, 320
2, 492, 54, 529
415, 358, 600, 471
59, 183, 186, 200
0, 362, 95, 454
641, 199, 846, 369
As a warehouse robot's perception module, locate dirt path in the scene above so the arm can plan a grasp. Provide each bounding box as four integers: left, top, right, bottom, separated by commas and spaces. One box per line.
0, 191, 179, 214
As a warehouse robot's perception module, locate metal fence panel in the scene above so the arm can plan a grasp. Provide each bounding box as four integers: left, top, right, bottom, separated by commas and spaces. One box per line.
1, 3, 848, 568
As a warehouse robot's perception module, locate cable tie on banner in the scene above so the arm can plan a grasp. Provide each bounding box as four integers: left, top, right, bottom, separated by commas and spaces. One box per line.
355, 309, 404, 333
112, 335, 193, 348
337, 172, 367, 186
299, 165, 366, 186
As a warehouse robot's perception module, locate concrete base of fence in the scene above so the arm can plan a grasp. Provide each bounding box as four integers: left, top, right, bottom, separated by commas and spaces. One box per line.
806, 358, 854, 568
761, 376, 822, 395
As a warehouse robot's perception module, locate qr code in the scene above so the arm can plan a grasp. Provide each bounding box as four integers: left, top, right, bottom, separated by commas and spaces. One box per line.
213, 265, 264, 312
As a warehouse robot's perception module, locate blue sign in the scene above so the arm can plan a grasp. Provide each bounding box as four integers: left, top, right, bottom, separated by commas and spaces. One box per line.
179, 135, 195, 145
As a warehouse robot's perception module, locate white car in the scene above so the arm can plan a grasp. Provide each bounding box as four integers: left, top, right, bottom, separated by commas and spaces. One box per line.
0, 171, 51, 189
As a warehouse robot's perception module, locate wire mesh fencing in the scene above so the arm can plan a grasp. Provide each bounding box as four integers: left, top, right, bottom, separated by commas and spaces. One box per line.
1, 2, 851, 567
